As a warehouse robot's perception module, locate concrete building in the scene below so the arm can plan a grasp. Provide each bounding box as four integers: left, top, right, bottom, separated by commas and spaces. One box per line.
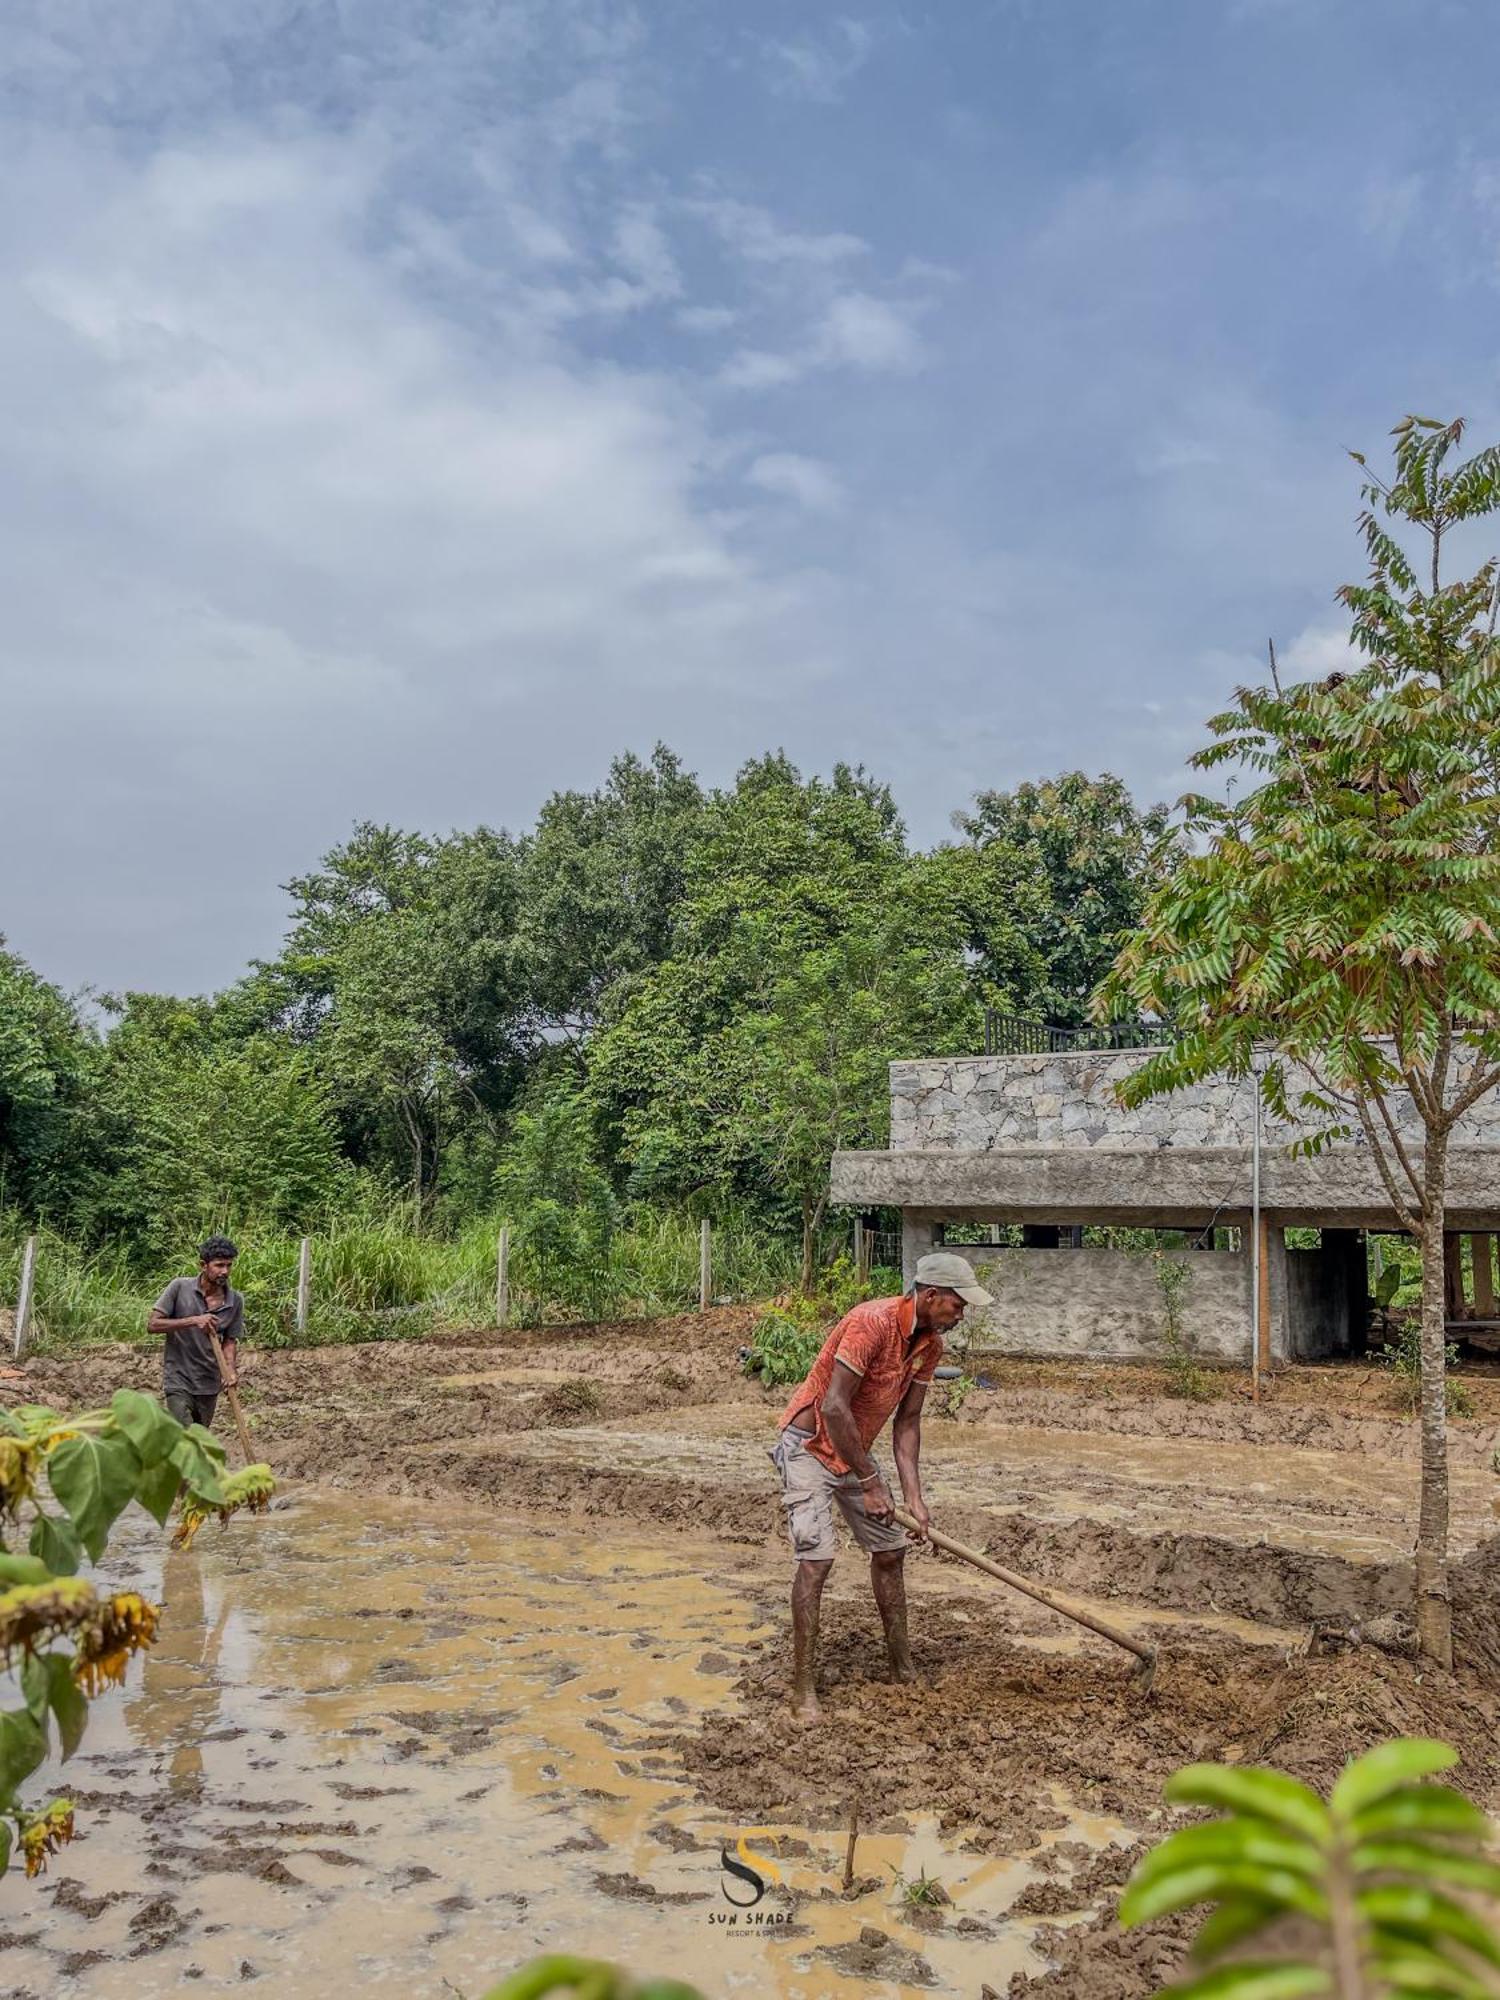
831, 1042, 1500, 1365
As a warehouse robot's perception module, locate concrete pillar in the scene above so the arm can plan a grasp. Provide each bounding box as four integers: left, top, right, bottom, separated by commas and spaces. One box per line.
901, 1211, 937, 1287
1265, 1225, 1291, 1363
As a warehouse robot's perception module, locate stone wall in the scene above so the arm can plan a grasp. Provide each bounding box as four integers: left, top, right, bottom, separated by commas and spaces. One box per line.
940, 1243, 1254, 1362
891, 1049, 1500, 1154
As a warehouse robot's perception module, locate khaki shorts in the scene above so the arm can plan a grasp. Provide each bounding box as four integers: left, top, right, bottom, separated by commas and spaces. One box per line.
769, 1426, 907, 1562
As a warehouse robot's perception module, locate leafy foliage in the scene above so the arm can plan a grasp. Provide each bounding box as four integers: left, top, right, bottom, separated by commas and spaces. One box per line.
955, 772, 1175, 1024
0, 1393, 274, 1876
483, 1960, 704, 2000
1120, 1736, 1500, 1998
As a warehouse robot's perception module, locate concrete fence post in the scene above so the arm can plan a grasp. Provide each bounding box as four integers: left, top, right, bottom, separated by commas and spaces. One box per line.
497, 1226, 511, 1328
295, 1237, 312, 1337
13, 1234, 37, 1360
699, 1217, 712, 1312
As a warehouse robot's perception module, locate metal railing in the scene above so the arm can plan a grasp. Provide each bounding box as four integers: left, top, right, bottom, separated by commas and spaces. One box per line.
983, 1012, 1175, 1057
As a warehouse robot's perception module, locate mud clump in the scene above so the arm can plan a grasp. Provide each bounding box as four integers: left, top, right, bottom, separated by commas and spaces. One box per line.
816, 1925, 938, 1986
535, 1380, 605, 1424
1008, 1908, 1195, 1998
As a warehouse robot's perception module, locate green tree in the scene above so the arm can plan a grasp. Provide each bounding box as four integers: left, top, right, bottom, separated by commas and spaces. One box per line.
956, 772, 1174, 1023
517, 746, 706, 1037
1101, 416, 1500, 1668
84, 995, 346, 1253
0, 943, 99, 1219
274, 824, 530, 1204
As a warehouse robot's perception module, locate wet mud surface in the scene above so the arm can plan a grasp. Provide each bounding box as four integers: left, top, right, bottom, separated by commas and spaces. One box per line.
10, 1314, 1500, 1995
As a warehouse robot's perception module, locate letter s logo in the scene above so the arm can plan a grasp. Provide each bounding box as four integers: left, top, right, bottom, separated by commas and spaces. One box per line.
720, 1829, 781, 1906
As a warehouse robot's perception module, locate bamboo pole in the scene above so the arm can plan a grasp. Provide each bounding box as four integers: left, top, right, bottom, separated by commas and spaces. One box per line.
295, 1237, 312, 1336
497, 1226, 511, 1328
699, 1217, 712, 1312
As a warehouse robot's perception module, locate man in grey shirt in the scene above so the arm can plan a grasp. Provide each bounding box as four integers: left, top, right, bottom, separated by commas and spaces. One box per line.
148, 1236, 245, 1431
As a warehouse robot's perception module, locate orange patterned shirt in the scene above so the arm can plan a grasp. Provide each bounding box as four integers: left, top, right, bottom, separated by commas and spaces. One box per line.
779, 1294, 943, 1474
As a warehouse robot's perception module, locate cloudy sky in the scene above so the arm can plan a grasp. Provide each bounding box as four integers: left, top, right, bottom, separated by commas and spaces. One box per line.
4, 0, 1499, 996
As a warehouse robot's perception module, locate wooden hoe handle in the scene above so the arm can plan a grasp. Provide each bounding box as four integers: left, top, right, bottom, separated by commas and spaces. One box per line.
207, 1326, 257, 1469
893, 1506, 1156, 1669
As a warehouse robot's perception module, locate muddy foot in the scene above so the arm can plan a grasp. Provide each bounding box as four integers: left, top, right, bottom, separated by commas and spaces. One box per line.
887, 1658, 919, 1685
789, 1689, 823, 1725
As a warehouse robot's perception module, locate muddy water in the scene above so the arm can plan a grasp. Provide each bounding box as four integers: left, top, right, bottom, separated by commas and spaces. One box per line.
3, 1494, 1130, 1997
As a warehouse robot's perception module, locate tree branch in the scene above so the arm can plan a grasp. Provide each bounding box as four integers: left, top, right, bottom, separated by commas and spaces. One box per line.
1445, 1061, 1500, 1124
1368, 1082, 1428, 1209
1355, 1095, 1422, 1233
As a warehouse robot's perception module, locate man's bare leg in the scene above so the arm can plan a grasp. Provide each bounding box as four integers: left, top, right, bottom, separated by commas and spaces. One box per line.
791, 1557, 833, 1722
871, 1550, 916, 1682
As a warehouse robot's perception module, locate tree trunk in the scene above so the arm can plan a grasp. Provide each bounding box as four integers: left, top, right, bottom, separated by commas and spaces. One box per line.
1415, 1156, 1454, 1669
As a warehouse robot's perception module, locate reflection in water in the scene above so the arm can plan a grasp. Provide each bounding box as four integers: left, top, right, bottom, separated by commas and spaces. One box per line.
8, 1495, 1130, 1999
124, 1551, 230, 1799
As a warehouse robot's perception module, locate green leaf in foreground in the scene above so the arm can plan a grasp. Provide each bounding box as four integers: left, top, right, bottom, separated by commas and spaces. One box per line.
19, 1652, 87, 1760
1331, 1739, 1458, 1820
109, 1390, 184, 1470
28, 1513, 83, 1576
0, 1707, 48, 1803
46, 1433, 142, 1563
135, 1458, 184, 1528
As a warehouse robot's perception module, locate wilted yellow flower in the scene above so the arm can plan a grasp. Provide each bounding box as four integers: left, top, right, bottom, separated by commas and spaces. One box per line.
72, 1591, 160, 1695
0, 1435, 39, 1517
0, 1576, 97, 1665
171, 1464, 276, 1549
20, 1799, 76, 1878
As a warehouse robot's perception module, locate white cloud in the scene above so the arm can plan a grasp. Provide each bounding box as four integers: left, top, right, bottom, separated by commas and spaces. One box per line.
816, 291, 924, 372
719, 347, 807, 389
1279, 622, 1359, 680
760, 18, 877, 103
747, 452, 845, 512
685, 196, 867, 267
675, 304, 738, 334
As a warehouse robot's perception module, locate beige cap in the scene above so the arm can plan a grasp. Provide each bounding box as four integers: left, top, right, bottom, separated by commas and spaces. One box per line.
911, 1251, 993, 1308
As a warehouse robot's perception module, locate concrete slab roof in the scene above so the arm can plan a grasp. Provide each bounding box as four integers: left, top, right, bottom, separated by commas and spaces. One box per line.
830, 1144, 1500, 1231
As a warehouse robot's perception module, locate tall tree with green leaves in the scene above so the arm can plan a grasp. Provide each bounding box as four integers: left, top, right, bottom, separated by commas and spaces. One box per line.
273, 824, 529, 1204
0, 943, 98, 1220
955, 772, 1173, 1023
517, 746, 706, 1038
1101, 416, 1500, 1667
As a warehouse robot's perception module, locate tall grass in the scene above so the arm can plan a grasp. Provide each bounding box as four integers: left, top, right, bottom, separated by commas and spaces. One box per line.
0, 1199, 816, 1353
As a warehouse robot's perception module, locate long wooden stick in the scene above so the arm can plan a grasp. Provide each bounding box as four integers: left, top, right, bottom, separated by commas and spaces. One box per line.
207, 1326, 256, 1468
894, 1508, 1157, 1676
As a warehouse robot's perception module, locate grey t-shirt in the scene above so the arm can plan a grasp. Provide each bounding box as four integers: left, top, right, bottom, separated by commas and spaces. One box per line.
154, 1275, 246, 1397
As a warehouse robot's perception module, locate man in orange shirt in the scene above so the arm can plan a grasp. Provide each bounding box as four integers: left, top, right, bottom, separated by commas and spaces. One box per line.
770, 1251, 992, 1722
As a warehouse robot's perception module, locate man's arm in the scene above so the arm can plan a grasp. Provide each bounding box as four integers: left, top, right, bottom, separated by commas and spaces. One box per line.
147, 1283, 217, 1338
891, 1381, 930, 1536
821, 1364, 897, 1522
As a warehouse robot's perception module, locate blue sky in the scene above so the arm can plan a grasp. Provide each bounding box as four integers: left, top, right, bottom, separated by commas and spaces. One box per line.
4, 0, 1499, 993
